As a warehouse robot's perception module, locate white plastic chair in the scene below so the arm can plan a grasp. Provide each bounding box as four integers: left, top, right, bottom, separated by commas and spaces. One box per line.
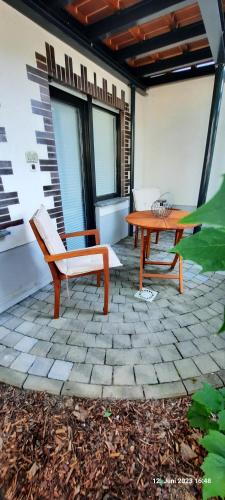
132, 188, 161, 247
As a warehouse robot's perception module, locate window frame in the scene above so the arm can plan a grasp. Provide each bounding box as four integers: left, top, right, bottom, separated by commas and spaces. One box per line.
90, 103, 121, 202
49, 84, 96, 246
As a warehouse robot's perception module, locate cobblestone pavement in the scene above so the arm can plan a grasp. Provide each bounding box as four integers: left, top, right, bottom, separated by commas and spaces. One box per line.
0, 233, 225, 399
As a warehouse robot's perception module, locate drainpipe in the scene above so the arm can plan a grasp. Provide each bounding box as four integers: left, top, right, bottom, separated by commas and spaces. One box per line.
129, 84, 136, 236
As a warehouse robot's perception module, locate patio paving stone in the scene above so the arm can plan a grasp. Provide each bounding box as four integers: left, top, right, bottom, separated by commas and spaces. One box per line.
193, 337, 217, 354
69, 363, 92, 383
144, 382, 187, 399
24, 375, 63, 394
0, 366, 27, 388
62, 381, 102, 398
155, 362, 180, 383
48, 360, 73, 381
0, 234, 225, 399
11, 353, 36, 373
28, 357, 54, 376
210, 350, 225, 369
193, 354, 220, 374
66, 346, 87, 363
30, 340, 53, 356
113, 366, 135, 385
174, 358, 201, 379
176, 340, 200, 358
102, 385, 144, 399
134, 365, 157, 385
1, 331, 23, 348
158, 344, 181, 362
183, 373, 223, 394
0, 327, 11, 341
15, 336, 38, 353
139, 347, 162, 364
0, 348, 19, 367
114, 335, 131, 348
86, 348, 105, 365
91, 365, 112, 385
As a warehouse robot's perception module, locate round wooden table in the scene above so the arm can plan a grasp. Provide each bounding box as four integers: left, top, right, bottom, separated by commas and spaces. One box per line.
125, 210, 197, 293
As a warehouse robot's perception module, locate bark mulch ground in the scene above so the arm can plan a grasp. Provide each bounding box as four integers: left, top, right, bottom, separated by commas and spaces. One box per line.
0, 383, 206, 500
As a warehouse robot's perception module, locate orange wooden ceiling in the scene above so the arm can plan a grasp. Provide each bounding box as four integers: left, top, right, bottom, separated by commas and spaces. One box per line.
104, 3, 202, 51
66, 0, 140, 25
129, 38, 210, 68
65, 0, 225, 72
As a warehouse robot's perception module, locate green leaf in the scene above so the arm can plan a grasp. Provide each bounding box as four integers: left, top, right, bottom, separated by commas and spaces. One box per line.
200, 430, 225, 459
220, 388, 225, 398
201, 453, 225, 500
171, 227, 225, 272
193, 383, 224, 413
218, 410, 225, 432
187, 401, 217, 431
179, 175, 225, 227
103, 410, 112, 418
218, 308, 225, 333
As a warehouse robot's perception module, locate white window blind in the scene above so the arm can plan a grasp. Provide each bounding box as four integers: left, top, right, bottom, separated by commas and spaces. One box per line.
51, 98, 86, 250
92, 107, 117, 197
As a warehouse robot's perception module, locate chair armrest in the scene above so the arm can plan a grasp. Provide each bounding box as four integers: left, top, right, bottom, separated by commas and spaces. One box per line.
60, 229, 100, 245
45, 245, 108, 263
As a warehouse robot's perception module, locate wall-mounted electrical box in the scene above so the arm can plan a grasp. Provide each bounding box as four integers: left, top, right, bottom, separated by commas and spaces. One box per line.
25, 151, 38, 171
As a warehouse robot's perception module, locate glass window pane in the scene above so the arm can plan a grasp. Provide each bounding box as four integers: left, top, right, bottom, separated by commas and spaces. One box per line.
93, 107, 117, 197
51, 98, 86, 250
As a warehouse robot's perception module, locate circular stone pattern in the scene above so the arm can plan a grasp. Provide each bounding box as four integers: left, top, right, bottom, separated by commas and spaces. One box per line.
0, 234, 225, 399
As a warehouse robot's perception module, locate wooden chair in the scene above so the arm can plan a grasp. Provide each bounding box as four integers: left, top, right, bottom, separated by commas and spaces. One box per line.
30, 206, 122, 319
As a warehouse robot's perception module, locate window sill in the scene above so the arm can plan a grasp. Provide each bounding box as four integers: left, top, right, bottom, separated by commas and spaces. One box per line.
95, 196, 129, 208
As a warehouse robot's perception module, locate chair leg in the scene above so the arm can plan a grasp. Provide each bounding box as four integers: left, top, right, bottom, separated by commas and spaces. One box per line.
103, 268, 109, 315
134, 226, 139, 248
53, 279, 61, 319
97, 271, 101, 287
155, 231, 160, 244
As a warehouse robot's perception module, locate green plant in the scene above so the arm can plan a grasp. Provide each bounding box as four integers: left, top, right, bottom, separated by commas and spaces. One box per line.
171, 178, 225, 497
171, 175, 225, 332
188, 383, 225, 499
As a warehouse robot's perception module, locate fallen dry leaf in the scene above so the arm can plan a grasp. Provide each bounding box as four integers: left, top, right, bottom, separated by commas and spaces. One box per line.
180, 442, 197, 461
27, 462, 39, 481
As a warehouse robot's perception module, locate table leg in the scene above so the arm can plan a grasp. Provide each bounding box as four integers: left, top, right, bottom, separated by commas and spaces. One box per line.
139, 228, 144, 290
145, 230, 151, 258
179, 255, 183, 293
170, 230, 184, 270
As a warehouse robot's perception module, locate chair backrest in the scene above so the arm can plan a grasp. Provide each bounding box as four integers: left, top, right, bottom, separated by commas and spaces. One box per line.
30, 205, 67, 275
132, 188, 160, 211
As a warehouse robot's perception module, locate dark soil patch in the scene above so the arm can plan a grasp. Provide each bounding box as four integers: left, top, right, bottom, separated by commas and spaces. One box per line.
0, 383, 205, 499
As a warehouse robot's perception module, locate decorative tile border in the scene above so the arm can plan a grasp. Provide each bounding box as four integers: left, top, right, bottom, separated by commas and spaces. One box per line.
0, 128, 23, 230
27, 58, 65, 233
27, 43, 131, 232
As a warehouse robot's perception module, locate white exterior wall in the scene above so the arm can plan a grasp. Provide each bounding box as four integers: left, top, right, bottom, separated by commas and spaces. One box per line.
135, 76, 225, 206
0, 1, 130, 312
0, 0, 130, 253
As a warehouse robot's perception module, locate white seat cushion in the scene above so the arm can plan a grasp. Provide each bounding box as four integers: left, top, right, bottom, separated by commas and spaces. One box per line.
66, 244, 122, 276
32, 205, 122, 275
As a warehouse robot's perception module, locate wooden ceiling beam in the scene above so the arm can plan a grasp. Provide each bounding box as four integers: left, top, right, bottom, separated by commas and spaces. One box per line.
87, 0, 194, 41
116, 21, 206, 60
132, 46, 212, 76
